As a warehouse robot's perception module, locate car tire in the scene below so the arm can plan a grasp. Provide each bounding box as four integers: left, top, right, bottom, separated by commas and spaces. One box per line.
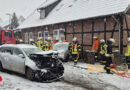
0, 61, 3, 71
26, 67, 35, 81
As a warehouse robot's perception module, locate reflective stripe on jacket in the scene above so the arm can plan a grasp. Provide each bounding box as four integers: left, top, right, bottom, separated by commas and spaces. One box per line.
71, 44, 81, 54
125, 45, 130, 56
36, 41, 43, 49
104, 44, 113, 57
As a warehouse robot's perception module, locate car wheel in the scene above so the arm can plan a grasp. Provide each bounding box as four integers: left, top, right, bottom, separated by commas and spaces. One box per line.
26, 67, 35, 80
0, 61, 3, 71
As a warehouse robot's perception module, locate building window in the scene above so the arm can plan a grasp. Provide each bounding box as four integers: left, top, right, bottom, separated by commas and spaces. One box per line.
25, 33, 28, 44
29, 32, 34, 43
53, 29, 65, 41
44, 31, 49, 42
40, 9, 45, 19
38, 31, 42, 39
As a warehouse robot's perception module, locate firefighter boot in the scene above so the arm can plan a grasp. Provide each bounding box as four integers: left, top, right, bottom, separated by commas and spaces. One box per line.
74, 60, 78, 65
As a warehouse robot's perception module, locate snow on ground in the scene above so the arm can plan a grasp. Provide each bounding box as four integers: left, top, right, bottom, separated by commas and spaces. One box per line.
0, 72, 87, 90
63, 62, 130, 90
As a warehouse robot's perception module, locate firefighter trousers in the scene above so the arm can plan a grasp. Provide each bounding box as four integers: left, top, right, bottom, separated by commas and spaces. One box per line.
101, 54, 106, 65
126, 56, 130, 68
72, 54, 79, 65
104, 57, 112, 73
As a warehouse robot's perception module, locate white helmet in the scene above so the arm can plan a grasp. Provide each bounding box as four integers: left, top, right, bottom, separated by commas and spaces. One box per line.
109, 38, 115, 43
100, 39, 105, 43
38, 37, 43, 40
56, 37, 59, 41
128, 37, 130, 41
30, 39, 34, 42
93, 36, 98, 39
73, 37, 77, 41
48, 36, 52, 41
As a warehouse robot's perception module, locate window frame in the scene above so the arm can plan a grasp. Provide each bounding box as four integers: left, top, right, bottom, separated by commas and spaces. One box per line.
53, 28, 65, 41
25, 32, 28, 44
29, 32, 34, 44
44, 31, 49, 42
38, 31, 42, 39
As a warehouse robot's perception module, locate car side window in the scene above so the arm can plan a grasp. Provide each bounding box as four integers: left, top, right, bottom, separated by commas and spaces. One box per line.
0, 47, 6, 53
13, 48, 23, 56
0, 47, 13, 55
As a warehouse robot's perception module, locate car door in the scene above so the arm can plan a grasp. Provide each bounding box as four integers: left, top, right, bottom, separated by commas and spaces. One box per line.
11, 47, 25, 74
0, 47, 14, 71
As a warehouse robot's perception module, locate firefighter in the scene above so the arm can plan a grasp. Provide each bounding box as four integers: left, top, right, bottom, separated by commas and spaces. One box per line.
36, 37, 43, 49
92, 36, 99, 62
104, 38, 115, 74
44, 36, 53, 51
42, 41, 48, 51
29, 39, 36, 45
125, 37, 130, 68
70, 37, 81, 65
99, 39, 106, 64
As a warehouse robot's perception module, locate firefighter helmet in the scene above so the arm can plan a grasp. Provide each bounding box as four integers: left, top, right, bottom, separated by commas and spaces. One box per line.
73, 37, 77, 41
38, 37, 43, 40
128, 37, 130, 41
100, 39, 105, 43
56, 37, 59, 41
30, 39, 34, 42
109, 38, 115, 43
47, 36, 52, 41
93, 36, 98, 39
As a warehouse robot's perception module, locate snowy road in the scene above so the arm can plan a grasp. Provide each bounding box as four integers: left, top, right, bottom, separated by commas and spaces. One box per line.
0, 72, 87, 90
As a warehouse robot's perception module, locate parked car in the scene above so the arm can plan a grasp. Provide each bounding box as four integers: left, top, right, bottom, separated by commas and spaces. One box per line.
53, 42, 71, 62
0, 44, 64, 82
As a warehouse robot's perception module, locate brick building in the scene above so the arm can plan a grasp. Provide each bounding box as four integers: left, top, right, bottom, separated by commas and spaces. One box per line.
18, 0, 130, 58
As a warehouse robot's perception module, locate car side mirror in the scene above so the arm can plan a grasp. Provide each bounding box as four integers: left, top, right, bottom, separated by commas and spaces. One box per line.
18, 54, 25, 58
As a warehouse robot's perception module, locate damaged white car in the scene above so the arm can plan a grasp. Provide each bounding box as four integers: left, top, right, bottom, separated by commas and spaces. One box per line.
0, 44, 64, 82
53, 42, 71, 62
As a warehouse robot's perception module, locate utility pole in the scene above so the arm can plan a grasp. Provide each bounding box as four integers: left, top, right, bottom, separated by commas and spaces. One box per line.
6, 13, 12, 29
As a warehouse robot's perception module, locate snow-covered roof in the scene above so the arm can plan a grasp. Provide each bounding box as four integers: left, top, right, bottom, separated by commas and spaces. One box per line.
18, 0, 130, 29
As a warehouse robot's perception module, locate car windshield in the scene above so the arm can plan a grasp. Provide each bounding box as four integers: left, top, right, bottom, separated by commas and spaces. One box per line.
23, 48, 43, 56
13, 31, 22, 38
53, 43, 68, 51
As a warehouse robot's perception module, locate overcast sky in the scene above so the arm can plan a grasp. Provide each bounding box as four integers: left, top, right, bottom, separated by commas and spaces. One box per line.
0, 0, 45, 22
